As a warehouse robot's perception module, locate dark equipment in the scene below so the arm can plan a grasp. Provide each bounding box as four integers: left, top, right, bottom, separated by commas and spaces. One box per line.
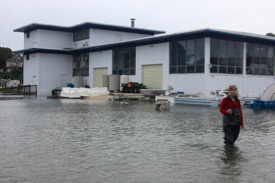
121, 82, 146, 93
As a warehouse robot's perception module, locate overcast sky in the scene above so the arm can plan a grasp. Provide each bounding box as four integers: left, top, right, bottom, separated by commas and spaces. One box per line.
1, 0, 275, 51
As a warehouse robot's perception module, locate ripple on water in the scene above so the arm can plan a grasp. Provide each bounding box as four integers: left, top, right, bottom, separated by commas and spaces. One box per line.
0, 99, 274, 182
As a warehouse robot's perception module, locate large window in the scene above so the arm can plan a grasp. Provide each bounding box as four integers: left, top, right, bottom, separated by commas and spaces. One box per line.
210, 39, 243, 74
170, 39, 204, 74
73, 29, 89, 42
73, 54, 89, 76
113, 47, 136, 75
246, 43, 274, 76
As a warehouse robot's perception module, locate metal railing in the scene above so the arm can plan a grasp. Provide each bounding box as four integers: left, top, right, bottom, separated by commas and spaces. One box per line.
0, 85, 37, 95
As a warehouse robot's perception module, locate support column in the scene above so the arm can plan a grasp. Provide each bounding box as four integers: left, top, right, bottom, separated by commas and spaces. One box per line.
204, 37, 211, 97
243, 42, 247, 77
204, 37, 211, 75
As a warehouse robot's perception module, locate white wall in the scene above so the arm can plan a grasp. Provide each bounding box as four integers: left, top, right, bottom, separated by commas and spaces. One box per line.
24, 30, 39, 49
90, 29, 151, 46
24, 30, 73, 49
23, 54, 39, 86
169, 74, 205, 94
38, 30, 73, 49
136, 43, 169, 88
89, 50, 112, 87
38, 53, 72, 95
203, 74, 274, 97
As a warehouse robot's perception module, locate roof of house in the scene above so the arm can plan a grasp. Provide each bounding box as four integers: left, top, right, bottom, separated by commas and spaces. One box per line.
14, 22, 165, 35
14, 28, 275, 55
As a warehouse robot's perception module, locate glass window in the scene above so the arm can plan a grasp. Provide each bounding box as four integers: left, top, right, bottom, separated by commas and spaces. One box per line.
113, 47, 136, 75
246, 43, 275, 76
73, 54, 89, 76
210, 39, 243, 74
169, 38, 204, 74
170, 42, 178, 67
73, 29, 90, 42
178, 41, 186, 66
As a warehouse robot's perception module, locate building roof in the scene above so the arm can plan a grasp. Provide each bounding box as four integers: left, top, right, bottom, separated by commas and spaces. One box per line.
14, 28, 275, 55
14, 22, 165, 35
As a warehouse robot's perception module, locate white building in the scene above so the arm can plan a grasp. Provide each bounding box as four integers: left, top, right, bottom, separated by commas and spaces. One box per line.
14, 22, 275, 97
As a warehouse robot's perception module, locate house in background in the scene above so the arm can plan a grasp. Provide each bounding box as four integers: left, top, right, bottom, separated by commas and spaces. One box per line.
6, 53, 23, 72
14, 21, 275, 97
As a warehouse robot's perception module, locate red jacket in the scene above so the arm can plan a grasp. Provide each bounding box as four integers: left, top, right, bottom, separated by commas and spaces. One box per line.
220, 96, 244, 128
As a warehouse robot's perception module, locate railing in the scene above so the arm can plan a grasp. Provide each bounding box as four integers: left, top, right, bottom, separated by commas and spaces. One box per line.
0, 85, 37, 95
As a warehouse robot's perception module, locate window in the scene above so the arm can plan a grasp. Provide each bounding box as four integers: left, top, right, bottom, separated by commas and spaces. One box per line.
73, 54, 89, 76
210, 39, 243, 74
73, 29, 89, 42
246, 43, 275, 76
26, 54, 29, 60
169, 38, 204, 74
112, 47, 136, 75
26, 32, 30, 38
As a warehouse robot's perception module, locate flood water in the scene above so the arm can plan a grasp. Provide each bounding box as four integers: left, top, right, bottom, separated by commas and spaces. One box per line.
0, 97, 274, 183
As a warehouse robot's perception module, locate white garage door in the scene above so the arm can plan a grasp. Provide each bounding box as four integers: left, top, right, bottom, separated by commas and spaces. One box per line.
142, 64, 163, 89
94, 67, 108, 87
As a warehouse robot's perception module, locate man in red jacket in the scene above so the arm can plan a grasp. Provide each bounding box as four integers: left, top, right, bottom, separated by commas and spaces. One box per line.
220, 85, 244, 146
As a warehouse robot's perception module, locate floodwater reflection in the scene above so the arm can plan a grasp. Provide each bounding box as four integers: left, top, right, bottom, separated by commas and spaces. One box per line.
0, 98, 274, 183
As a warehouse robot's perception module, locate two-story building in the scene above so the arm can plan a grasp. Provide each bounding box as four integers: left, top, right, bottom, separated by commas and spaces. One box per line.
14, 22, 275, 97
6, 53, 24, 72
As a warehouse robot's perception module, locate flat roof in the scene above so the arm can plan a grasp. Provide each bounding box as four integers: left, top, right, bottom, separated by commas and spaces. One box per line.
14, 28, 275, 55
14, 22, 165, 35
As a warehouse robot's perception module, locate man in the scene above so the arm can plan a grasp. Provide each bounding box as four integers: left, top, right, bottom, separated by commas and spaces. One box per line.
220, 85, 244, 146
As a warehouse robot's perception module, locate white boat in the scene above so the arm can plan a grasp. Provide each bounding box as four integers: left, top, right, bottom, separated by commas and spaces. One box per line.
174, 95, 220, 107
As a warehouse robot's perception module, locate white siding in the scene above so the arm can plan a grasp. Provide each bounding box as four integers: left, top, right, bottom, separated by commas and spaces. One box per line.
24, 30, 39, 49
38, 30, 73, 49
169, 74, 205, 95
38, 54, 72, 95
136, 43, 169, 89
24, 30, 73, 49
23, 54, 39, 85
90, 29, 150, 46
89, 51, 112, 87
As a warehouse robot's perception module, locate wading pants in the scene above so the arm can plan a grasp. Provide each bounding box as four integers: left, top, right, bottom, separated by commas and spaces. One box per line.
223, 125, 240, 145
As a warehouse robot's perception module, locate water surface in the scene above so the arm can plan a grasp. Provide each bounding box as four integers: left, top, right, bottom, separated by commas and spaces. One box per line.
0, 98, 274, 182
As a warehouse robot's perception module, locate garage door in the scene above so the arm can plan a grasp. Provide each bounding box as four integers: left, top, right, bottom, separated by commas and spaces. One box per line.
93, 67, 108, 87
142, 64, 163, 89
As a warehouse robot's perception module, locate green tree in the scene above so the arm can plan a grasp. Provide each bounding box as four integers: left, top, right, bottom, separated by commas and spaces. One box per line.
266, 33, 275, 37
9, 69, 23, 80
0, 47, 13, 70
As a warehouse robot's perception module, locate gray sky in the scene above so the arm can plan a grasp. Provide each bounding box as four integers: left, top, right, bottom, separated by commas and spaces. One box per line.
1, 0, 275, 51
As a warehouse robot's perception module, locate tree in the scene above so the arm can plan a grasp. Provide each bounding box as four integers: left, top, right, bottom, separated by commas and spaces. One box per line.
266, 33, 275, 37
0, 47, 13, 70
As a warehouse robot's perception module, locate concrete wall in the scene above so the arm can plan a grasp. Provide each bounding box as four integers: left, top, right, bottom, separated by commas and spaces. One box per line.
24, 30, 39, 49
90, 29, 150, 46
24, 30, 73, 49
89, 50, 112, 87
23, 54, 39, 86
72, 29, 150, 49
38, 53, 72, 95
38, 30, 73, 49
169, 74, 206, 95
136, 43, 169, 88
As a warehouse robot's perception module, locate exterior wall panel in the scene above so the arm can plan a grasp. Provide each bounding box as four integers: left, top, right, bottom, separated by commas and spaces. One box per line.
136, 43, 169, 89
90, 29, 149, 47
38, 30, 73, 49
38, 54, 72, 95
89, 51, 112, 87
